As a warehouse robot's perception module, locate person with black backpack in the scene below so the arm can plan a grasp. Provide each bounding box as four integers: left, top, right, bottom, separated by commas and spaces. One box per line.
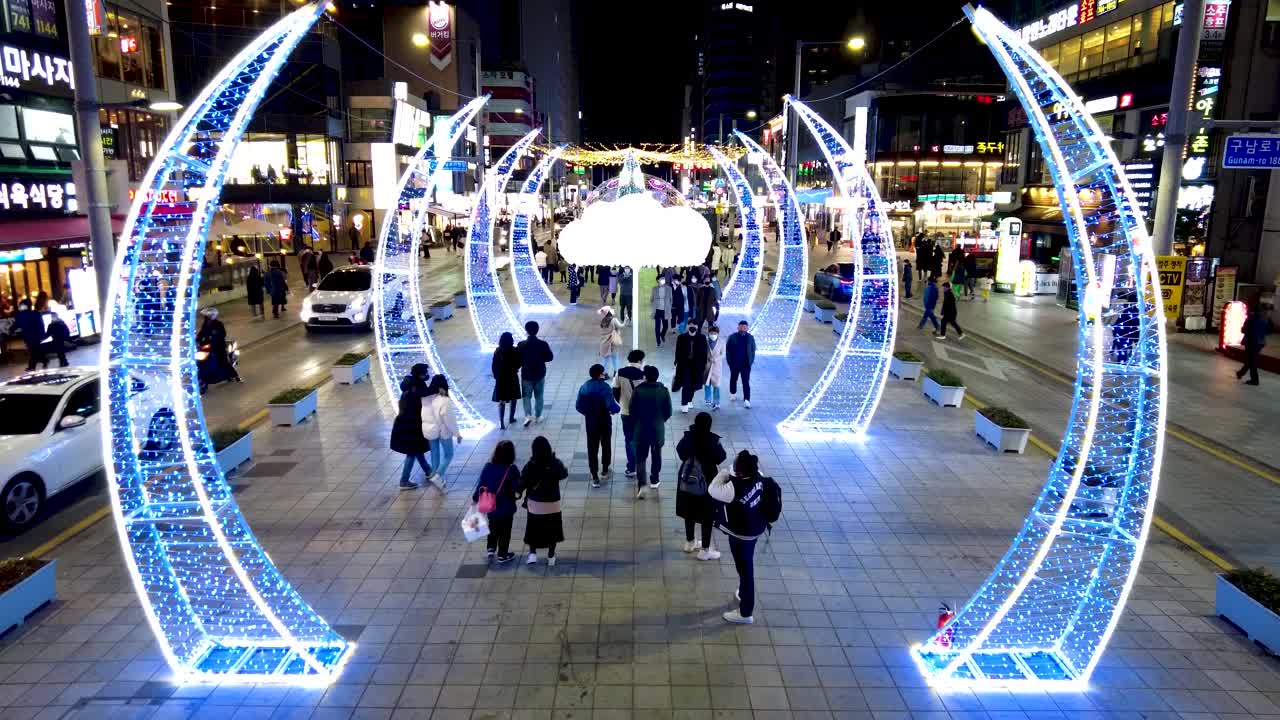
675, 412, 727, 561
709, 450, 782, 625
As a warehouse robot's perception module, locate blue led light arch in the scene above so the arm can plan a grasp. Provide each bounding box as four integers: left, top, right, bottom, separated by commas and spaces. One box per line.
777, 98, 898, 438
911, 5, 1168, 690
464, 128, 541, 349
100, 3, 351, 684
707, 145, 763, 313
372, 96, 494, 437
735, 131, 807, 354
508, 146, 566, 313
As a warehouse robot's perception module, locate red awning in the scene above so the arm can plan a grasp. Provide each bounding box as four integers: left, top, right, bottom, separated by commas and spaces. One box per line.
0, 215, 127, 249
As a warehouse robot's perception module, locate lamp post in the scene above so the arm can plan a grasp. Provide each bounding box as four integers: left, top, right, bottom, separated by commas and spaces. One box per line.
787, 36, 865, 185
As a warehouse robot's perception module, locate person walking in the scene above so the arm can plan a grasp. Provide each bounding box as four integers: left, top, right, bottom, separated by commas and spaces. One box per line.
978, 273, 993, 302
613, 349, 646, 479
391, 364, 434, 491
267, 261, 288, 319
917, 276, 941, 333
43, 314, 70, 368
951, 255, 969, 301
598, 306, 625, 375
1236, 302, 1269, 386
491, 331, 522, 429
827, 224, 841, 254
932, 244, 946, 280
698, 278, 719, 330
576, 363, 621, 487
629, 365, 672, 498
709, 450, 777, 624
618, 267, 634, 323
597, 265, 612, 305
674, 322, 709, 413
522, 436, 567, 565
196, 307, 240, 382
535, 247, 548, 282
725, 320, 756, 408
567, 264, 582, 304
651, 274, 672, 346
246, 264, 265, 318
901, 259, 913, 299
675, 412, 727, 559
686, 277, 703, 329
472, 440, 522, 563
421, 375, 462, 487
937, 281, 965, 339
608, 266, 619, 303
915, 235, 931, 281
14, 300, 45, 370
964, 252, 978, 299
518, 321, 554, 426
703, 324, 725, 410
671, 277, 687, 334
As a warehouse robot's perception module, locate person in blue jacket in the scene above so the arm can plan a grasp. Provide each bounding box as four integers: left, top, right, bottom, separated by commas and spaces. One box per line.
471, 440, 522, 563
917, 275, 940, 333
1237, 302, 1270, 386
576, 363, 621, 486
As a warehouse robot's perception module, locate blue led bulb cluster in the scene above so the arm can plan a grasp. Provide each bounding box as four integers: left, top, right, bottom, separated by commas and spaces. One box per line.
708, 145, 763, 313
508, 146, 566, 313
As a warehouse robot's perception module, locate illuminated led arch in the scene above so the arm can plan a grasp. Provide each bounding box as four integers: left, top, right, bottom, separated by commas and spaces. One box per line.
707, 145, 763, 313
464, 129, 540, 349
507, 145, 565, 312
911, 5, 1167, 690
372, 96, 493, 437
735, 131, 807, 354
100, 3, 350, 685
777, 97, 897, 438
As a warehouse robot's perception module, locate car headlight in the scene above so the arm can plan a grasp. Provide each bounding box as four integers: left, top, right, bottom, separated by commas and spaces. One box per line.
302, 296, 313, 311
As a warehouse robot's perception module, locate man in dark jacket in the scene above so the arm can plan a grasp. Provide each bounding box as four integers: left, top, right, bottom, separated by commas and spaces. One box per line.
576, 364, 621, 487
359, 241, 375, 263
709, 450, 773, 624
517, 321, 554, 425
937, 281, 965, 340
1237, 304, 1270, 386
674, 322, 709, 413
391, 365, 433, 490
596, 265, 612, 305
725, 320, 756, 408
629, 365, 672, 498
917, 276, 941, 333
267, 261, 288, 319
14, 300, 46, 370
613, 349, 647, 479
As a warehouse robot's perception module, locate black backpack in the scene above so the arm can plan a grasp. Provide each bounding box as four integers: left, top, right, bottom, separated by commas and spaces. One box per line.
758, 476, 782, 528
677, 456, 707, 495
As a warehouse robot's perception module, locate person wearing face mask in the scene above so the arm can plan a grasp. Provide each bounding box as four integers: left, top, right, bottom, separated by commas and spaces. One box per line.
703, 324, 725, 410
650, 273, 672, 346
673, 322, 709, 413
671, 277, 687, 334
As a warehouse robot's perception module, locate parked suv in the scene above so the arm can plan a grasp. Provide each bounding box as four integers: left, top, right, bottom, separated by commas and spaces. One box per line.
301, 265, 374, 332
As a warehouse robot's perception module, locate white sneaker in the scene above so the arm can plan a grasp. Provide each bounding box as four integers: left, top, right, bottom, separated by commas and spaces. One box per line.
697, 548, 721, 561
744, 400, 751, 409
683, 541, 697, 553
735, 589, 740, 601
722, 610, 753, 624
648, 481, 660, 489
730, 395, 737, 403
547, 556, 556, 567
636, 486, 646, 500
681, 405, 689, 413
523, 417, 533, 427
526, 553, 537, 565
535, 416, 545, 424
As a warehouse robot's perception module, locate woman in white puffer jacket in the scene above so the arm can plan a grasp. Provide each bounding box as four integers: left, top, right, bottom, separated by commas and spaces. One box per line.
421, 375, 462, 486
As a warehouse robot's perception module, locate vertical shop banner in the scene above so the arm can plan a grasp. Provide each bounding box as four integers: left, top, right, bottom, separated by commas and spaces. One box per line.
1156, 256, 1187, 320
427, 1, 453, 71
1182, 256, 1209, 320
4, 0, 32, 34
30, 0, 54, 37
1210, 265, 1237, 328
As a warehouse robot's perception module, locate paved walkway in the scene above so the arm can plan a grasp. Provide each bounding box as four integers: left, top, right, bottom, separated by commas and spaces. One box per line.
3, 263, 1279, 719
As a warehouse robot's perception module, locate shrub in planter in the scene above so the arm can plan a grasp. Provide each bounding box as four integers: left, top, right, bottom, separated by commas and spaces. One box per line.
889, 350, 924, 380
211, 427, 253, 474
1217, 567, 1280, 655
268, 387, 319, 426
431, 300, 454, 320
832, 312, 848, 334
0, 557, 56, 635
804, 294, 820, 313
454, 291, 468, 308
975, 406, 1031, 454
923, 368, 965, 407
332, 351, 372, 384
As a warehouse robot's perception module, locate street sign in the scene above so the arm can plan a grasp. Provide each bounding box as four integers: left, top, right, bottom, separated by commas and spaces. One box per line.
1221, 133, 1280, 169
442, 160, 467, 171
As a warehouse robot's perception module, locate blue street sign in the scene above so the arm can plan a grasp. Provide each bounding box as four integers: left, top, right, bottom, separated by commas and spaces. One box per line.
443, 160, 467, 171
1221, 133, 1280, 169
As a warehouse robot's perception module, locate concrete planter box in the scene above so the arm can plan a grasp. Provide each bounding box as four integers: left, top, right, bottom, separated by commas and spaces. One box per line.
803, 297, 817, 313
1217, 574, 1280, 655
215, 433, 253, 475
454, 292, 468, 308
268, 389, 318, 426
923, 376, 966, 408
431, 301, 454, 320
889, 356, 923, 381
332, 356, 371, 385
974, 410, 1031, 454
814, 304, 836, 323
0, 560, 56, 636
832, 314, 847, 334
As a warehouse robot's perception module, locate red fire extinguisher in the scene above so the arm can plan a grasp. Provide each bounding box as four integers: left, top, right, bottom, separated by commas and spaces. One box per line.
936, 602, 955, 648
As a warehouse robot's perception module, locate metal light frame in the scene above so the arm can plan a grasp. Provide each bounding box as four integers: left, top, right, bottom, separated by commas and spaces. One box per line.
708, 145, 763, 313
508, 146, 566, 313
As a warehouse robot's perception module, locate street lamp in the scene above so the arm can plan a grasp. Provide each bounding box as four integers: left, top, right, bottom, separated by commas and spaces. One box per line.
788, 35, 866, 185
746, 110, 758, 120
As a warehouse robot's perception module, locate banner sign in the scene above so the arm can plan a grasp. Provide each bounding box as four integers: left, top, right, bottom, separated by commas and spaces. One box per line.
0, 44, 75, 95
427, 1, 453, 71
1222, 133, 1280, 169
1156, 256, 1187, 320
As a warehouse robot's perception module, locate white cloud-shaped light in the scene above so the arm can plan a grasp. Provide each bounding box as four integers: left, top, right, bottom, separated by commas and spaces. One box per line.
558, 193, 712, 268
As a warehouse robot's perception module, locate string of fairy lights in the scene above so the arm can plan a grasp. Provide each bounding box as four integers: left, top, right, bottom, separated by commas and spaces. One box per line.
532, 143, 748, 167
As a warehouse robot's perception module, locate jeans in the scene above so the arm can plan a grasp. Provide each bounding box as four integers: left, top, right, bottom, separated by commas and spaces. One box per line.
728, 535, 757, 617
635, 438, 662, 487
685, 518, 712, 549
399, 453, 431, 484
429, 438, 455, 479
486, 514, 513, 555
940, 316, 963, 336
654, 311, 668, 345
918, 308, 940, 332
704, 384, 721, 406
603, 351, 618, 375
621, 415, 637, 473
675, 310, 687, 334
522, 378, 546, 418
586, 421, 612, 479
729, 366, 751, 401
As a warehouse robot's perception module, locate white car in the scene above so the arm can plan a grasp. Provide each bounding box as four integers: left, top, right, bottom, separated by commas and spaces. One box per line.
0, 368, 103, 530
301, 264, 374, 332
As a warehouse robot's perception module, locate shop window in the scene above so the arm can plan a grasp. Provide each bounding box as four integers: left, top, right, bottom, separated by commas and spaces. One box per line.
22, 108, 75, 145
1042, 42, 1060, 69
1080, 28, 1105, 73
30, 146, 57, 161
94, 8, 165, 90
0, 106, 17, 140
1001, 131, 1022, 185
1104, 18, 1133, 64
895, 114, 922, 153
94, 12, 122, 81
55, 147, 78, 162
345, 160, 372, 187
1058, 36, 1081, 76
0, 143, 25, 160
145, 25, 165, 90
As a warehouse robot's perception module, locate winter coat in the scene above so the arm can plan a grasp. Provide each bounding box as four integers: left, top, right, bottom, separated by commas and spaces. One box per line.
609, 273, 618, 294
267, 268, 288, 303
674, 331, 709, 392
491, 346, 522, 402
651, 283, 672, 317
629, 381, 672, 445
613, 365, 645, 414
522, 456, 568, 511
671, 284, 686, 315
923, 282, 939, 310
318, 254, 334, 277
421, 393, 460, 440
619, 270, 633, 297
725, 331, 756, 370
597, 265, 611, 287
709, 469, 771, 538
575, 377, 620, 430
472, 462, 522, 519
246, 267, 265, 305
14, 308, 43, 344
1245, 313, 1270, 349
517, 336, 554, 382
698, 285, 719, 324
704, 335, 725, 387
598, 317, 623, 358
390, 377, 430, 455
901, 262, 912, 283
942, 289, 958, 320
568, 266, 582, 289
675, 428, 727, 521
